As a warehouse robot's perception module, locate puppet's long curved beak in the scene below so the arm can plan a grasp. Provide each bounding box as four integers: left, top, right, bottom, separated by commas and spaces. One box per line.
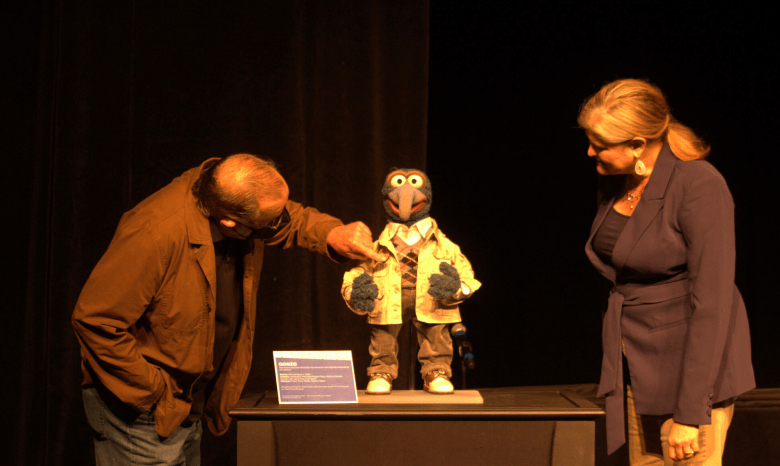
388, 185, 428, 221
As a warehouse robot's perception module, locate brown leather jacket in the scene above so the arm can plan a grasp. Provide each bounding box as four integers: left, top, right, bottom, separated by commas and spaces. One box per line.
72, 159, 343, 437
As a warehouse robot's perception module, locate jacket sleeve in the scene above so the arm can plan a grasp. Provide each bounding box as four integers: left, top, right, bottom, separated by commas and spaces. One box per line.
264, 200, 345, 260
674, 168, 736, 426
71, 224, 168, 413
440, 241, 482, 305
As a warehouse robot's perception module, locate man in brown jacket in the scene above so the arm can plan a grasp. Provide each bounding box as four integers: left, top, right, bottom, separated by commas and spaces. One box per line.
72, 154, 380, 465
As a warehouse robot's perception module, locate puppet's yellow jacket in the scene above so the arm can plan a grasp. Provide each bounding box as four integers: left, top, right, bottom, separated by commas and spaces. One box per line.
342, 219, 481, 325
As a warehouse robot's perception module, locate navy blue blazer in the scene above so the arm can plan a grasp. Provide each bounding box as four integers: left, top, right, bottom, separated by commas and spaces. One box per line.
585, 144, 755, 453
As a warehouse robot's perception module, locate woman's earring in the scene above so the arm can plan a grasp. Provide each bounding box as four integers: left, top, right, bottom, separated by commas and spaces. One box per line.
634, 159, 647, 175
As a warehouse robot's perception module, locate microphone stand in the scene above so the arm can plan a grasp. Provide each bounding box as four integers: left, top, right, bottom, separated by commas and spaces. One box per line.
408, 324, 417, 390
461, 358, 468, 390
452, 323, 474, 391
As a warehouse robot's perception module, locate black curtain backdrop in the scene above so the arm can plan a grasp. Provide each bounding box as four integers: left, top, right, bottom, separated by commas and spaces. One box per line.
426, 1, 779, 392
4, 1, 779, 465
5, 1, 429, 465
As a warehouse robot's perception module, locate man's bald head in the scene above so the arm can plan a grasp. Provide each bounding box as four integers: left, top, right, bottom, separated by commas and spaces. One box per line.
193, 153, 289, 226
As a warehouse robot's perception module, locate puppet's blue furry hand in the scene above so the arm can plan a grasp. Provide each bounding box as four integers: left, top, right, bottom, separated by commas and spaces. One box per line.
427, 262, 461, 300
350, 272, 379, 313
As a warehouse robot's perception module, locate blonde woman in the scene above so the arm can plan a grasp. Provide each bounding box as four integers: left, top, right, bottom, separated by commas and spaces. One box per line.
579, 79, 755, 465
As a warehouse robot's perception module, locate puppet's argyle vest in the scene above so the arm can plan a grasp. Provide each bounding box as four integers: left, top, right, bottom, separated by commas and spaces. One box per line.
392, 236, 423, 289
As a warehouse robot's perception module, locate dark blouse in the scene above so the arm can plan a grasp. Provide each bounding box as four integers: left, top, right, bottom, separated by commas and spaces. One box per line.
592, 206, 630, 266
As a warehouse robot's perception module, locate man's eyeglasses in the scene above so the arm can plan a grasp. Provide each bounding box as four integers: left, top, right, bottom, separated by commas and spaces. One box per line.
238, 207, 291, 240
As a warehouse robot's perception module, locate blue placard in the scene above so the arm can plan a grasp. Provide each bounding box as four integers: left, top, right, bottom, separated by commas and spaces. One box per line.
273, 351, 358, 404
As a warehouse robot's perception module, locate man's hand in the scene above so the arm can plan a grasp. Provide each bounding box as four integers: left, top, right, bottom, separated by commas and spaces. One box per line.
668, 422, 699, 461
327, 222, 383, 261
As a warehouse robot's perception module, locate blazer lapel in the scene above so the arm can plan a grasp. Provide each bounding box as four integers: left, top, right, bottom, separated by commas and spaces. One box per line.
611, 144, 675, 276
585, 196, 618, 283
185, 166, 218, 303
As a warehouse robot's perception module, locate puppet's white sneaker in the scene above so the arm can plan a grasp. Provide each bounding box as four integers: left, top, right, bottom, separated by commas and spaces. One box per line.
366, 373, 393, 394
424, 369, 454, 394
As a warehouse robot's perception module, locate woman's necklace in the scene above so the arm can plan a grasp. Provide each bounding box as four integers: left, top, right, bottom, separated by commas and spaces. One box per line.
625, 179, 648, 210
626, 189, 644, 206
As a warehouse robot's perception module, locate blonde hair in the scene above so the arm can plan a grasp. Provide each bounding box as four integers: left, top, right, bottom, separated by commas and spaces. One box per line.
578, 79, 710, 161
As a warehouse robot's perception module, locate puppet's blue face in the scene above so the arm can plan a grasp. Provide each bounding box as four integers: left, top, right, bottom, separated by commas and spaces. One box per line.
381, 168, 432, 225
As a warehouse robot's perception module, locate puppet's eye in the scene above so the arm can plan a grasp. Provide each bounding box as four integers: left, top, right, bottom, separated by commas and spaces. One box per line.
390, 175, 406, 187
408, 175, 424, 187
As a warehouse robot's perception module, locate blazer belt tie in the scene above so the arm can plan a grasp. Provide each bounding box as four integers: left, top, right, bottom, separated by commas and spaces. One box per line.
598, 279, 690, 454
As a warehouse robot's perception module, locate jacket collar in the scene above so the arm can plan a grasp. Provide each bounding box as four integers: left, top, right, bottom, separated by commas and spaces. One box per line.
642, 143, 675, 201
384, 217, 434, 241
585, 144, 677, 281
185, 158, 220, 246
378, 218, 439, 259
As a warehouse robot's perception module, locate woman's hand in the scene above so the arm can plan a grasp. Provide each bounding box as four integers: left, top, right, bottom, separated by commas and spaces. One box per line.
668, 422, 699, 461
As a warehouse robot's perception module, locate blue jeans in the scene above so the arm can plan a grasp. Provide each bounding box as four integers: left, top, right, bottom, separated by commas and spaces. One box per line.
82, 386, 202, 466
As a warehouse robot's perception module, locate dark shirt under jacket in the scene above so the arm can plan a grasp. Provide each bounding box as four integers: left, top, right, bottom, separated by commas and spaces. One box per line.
188, 222, 245, 420
592, 207, 630, 266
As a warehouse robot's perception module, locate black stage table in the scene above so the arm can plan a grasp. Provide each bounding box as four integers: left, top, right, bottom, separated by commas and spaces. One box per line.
230, 387, 604, 466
